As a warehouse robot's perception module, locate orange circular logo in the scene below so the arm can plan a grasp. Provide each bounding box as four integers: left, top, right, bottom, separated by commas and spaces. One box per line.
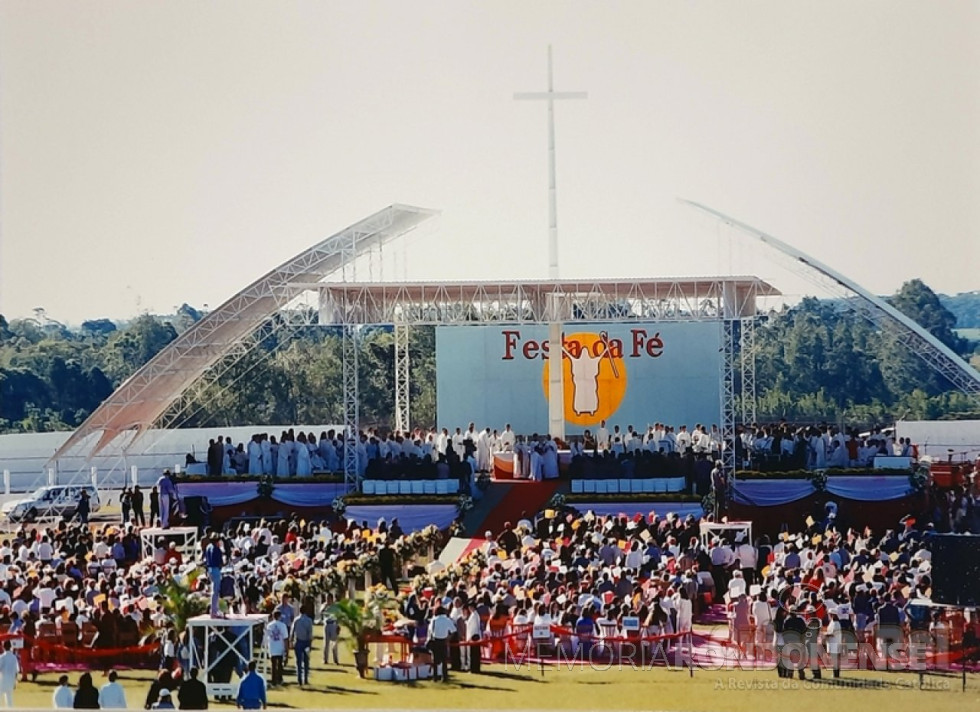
541, 331, 627, 427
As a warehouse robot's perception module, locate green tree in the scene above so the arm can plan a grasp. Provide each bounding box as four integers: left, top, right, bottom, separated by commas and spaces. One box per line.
890, 279, 968, 355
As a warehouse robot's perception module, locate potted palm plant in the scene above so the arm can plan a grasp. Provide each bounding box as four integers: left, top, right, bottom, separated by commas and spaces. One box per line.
327, 587, 398, 679
327, 598, 373, 678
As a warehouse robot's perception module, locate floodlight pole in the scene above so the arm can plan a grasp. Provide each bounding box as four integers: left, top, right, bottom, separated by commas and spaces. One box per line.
515, 46, 587, 442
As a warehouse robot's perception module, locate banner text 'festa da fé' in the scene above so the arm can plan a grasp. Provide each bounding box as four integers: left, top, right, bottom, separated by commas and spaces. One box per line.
435, 322, 721, 435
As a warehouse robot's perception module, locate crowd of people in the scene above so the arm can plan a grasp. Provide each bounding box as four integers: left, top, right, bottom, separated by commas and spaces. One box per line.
736, 423, 919, 472
0, 471, 974, 705
192, 420, 927, 486
0, 414, 969, 707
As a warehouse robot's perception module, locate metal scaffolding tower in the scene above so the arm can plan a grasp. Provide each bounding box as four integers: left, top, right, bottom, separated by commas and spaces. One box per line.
394, 323, 411, 433
740, 316, 757, 425
342, 324, 360, 493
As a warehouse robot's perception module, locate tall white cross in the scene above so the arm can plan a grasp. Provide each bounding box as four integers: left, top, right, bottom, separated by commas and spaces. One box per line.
515, 47, 586, 442
514, 45, 587, 279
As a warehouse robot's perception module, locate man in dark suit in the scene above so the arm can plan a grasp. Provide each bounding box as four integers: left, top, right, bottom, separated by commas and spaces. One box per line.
876, 593, 902, 671
177, 667, 208, 709
781, 606, 808, 679
379, 542, 397, 590
207, 437, 224, 476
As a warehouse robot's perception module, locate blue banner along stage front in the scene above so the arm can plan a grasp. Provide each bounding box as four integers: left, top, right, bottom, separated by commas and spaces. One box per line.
435, 322, 721, 435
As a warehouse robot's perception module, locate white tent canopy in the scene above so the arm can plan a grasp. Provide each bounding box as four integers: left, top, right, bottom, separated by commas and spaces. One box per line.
699, 520, 753, 548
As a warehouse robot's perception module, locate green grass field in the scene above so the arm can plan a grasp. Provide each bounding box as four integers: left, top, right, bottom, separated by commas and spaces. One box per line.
9, 641, 980, 711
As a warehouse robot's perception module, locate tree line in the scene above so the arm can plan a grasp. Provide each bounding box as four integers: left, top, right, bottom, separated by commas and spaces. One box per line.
1, 281, 977, 434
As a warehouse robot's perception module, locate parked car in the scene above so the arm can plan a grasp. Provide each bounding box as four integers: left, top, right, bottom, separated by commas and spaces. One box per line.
1, 485, 101, 522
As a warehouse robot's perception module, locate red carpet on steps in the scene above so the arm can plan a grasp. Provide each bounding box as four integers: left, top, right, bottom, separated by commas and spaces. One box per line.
473, 480, 560, 537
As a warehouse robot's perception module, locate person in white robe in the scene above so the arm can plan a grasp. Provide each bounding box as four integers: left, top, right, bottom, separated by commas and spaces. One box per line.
295, 437, 312, 477
437, 428, 449, 457
276, 438, 291, 477
261, 436, 273, 475
476, 428, 492, 472
676, 426, 692, 454
356, 437, 369, 476
596, 421, 610, 451
247, 437, 263, 475
500, 424, 515, 452
451, 428, 465, 459
325, 438, 339, 471
318, 436, 333, 471
543, 438, 560, 479
0, 641, 18, 708
530, 440, 545, 481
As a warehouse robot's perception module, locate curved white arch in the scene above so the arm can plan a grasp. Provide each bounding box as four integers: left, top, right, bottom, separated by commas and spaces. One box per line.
681, 198, 980, 400
49, 204, 439, 466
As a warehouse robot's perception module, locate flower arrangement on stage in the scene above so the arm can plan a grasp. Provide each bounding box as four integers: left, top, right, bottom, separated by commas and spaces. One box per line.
357, 552, 380, 578
394, 536, 416, 561
700, 490, 716, 518
464, 549, 487, 579
909, 466, 930, 493
419, 524, 441, 547
809, 469, 828, 493
337, 559, 364, 582
365, 584, 400, 626
256, 475, 276, 499
331, 496, 347, 516
308, 568, 344, 597
546, 492, 566, 510
260, 594, 278, 614
283, 575, 304, 600
457, 493, 474, 514
410, 572, 433, 592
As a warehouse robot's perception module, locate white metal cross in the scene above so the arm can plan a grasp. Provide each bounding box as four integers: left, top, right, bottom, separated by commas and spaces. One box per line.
514, 45, 587, 280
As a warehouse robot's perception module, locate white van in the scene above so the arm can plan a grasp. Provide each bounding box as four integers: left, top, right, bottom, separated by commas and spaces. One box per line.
1, 485, 101, 522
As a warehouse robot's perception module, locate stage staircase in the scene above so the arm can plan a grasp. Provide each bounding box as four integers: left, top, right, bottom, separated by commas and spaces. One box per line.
465, 479, 563, 537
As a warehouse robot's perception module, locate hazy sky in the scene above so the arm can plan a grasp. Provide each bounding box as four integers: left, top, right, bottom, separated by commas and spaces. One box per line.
1, 1, 978, 324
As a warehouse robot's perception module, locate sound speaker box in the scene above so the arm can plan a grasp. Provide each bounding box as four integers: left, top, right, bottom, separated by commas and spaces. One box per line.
930, 534, 980, 606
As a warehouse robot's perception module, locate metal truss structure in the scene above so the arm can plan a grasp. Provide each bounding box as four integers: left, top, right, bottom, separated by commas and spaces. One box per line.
47, 202, 780, 495
394, 323, 411, 432
720, 318, 738, 479
740, 316, 757, 425
313, 277, 775, 326
47, 204, 438, 472
342, 325, 360, 491
681, 199, 980, 402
